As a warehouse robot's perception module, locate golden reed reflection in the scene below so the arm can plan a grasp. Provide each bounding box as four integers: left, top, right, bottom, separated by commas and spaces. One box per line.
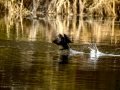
0, 13, 120, 90
1, 13, 120, 45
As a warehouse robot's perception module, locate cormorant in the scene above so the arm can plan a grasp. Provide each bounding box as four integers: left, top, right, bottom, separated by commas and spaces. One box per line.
53, 34, 72, 50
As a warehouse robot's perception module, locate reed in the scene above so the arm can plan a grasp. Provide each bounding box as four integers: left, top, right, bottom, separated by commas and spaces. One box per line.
47, 0, 119, 16
1, 0, 120, 16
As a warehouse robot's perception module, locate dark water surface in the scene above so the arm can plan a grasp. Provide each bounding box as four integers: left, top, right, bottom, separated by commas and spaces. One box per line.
0, 13, 120, 90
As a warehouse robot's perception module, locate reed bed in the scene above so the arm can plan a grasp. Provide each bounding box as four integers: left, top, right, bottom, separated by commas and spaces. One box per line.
0, 0, 120, 16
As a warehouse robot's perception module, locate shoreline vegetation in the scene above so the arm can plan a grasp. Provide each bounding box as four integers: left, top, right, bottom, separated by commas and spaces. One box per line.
0, 0, 120, 16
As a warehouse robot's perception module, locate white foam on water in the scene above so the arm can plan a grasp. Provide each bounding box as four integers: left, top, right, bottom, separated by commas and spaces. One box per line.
68, 45, 120, 57
69, 48, 84, 54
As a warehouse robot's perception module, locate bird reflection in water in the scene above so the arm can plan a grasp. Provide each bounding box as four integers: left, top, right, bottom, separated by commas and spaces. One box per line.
59, 54, 70, 64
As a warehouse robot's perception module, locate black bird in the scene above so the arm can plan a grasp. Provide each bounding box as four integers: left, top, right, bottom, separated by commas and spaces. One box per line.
53, 34, 72, 50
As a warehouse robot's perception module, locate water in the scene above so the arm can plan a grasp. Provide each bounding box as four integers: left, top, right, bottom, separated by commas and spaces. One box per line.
0, 13, 120, 90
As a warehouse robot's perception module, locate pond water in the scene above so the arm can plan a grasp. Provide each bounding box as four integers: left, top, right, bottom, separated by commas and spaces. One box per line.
0, 13, 120, 90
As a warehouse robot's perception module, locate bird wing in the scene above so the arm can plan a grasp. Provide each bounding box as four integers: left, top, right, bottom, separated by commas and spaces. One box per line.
64, 34, 72, 43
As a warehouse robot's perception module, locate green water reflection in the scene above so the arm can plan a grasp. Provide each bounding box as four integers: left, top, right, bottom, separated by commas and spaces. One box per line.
0, 13, 120, 90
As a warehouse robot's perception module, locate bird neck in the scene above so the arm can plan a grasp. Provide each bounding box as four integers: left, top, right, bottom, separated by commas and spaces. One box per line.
68, 45, 72, 50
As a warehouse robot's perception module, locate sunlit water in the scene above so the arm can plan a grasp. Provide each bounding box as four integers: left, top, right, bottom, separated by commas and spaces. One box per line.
0, 13, 120, 90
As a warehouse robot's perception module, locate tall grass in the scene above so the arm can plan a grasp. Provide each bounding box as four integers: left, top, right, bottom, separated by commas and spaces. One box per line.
1, 0, 120, 16
47, 0, 120, 16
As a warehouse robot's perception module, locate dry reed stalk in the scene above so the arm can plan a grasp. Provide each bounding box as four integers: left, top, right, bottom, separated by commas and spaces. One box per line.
4, 0, 31, 15
47, 0, 119, 16
88, 0, 117, 16
2, 0, 119, 16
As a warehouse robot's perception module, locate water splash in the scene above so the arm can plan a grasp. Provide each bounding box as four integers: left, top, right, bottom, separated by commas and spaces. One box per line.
69, 44, 120, 57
